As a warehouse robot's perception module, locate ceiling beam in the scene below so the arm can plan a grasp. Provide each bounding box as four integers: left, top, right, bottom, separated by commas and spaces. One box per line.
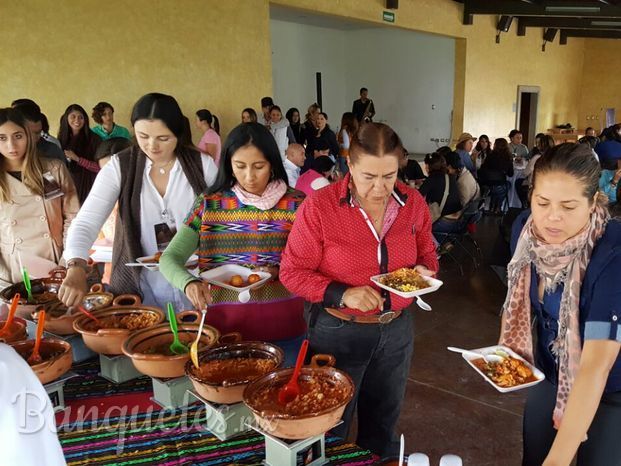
562, 28, 621, 37
517, 16, 621, 29
462, 0, 621, 18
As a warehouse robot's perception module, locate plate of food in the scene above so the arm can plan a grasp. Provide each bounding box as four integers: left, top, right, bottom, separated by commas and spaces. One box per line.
129, 253, 199, 271
370, 267, 443, 299
199, 264, 271, 293
461, 345, 545, 393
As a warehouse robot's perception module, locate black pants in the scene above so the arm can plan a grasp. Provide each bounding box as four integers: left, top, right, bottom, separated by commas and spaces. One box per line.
523, 378, 621, 465
306, 305, 414, 458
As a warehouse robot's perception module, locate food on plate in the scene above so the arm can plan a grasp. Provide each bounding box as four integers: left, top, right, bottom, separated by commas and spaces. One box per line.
379, 268, 430, 293
142, 251, 163, 264
86, 312, 159, 332
229, 275, 245, 287
472, 355, 537, 388
193, 357, 277, 385
247, 273, 261, 284
28, 290, 58, 304
246, 374, 350, 416
15, 345, 65, 366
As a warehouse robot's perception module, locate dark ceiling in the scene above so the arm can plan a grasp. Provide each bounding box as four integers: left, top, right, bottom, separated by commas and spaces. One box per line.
455, 0, 621, 41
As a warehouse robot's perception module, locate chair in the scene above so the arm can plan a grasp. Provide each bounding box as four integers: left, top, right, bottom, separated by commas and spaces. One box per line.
478, 167, 510, 214
435, 198, 486, 274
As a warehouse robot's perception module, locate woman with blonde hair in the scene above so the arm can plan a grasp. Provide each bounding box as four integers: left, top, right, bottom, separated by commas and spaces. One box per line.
0, 108, 79, 287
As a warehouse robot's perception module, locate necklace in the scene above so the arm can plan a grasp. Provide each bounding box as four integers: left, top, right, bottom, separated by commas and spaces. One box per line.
152, 158, 175, 175
354, 193, 388, 226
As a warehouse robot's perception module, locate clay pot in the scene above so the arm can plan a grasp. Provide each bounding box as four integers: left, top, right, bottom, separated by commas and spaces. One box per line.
122, 310, 233, 379
186, 341, 284, 405
82, 283, 114, 311
10, 338, 73, 384
0, 268, 66, 319
72, 297, 164, 355
243, 354, 355, 440
31, 284, 112, 336
0, 316, 28, 344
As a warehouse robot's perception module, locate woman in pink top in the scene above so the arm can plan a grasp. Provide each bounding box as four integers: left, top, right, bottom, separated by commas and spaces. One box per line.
195, 109, 221, 166
296, 155, 334, 196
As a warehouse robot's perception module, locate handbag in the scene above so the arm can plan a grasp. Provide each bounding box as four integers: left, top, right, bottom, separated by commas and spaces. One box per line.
428, 174, 450, 223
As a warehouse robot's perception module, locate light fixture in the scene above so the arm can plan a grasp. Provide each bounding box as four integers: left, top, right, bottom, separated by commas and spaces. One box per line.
545, 6, 600, 13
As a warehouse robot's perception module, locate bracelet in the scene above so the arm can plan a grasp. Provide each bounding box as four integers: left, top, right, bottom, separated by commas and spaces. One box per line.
66, 259, 89, 273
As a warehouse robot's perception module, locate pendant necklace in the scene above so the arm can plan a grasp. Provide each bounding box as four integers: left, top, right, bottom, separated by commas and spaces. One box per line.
154, 158, 174, 175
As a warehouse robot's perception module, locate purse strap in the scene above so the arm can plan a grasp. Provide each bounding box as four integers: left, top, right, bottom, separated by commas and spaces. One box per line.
439, 174, 450, 213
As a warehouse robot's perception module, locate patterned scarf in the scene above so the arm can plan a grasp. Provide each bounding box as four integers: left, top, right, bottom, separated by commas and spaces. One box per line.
232, 179, 288, 210
500, 204, 609, 428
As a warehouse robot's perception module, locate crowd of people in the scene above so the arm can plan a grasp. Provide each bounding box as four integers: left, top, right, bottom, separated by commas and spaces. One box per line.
1, 88, 620, 465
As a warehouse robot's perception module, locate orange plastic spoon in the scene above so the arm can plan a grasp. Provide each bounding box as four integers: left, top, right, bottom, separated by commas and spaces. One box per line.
0, 293, 20, 337
278, 339, 309, 405
28, 309, 45, 365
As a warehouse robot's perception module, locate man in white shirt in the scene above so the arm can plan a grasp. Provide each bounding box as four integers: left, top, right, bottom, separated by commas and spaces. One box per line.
284, 143, 305, 188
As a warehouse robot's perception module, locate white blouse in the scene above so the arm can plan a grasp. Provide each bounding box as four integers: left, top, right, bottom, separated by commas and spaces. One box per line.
64, 153, 217, 309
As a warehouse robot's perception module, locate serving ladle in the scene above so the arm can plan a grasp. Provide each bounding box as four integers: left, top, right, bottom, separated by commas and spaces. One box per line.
278, 339, 309, 405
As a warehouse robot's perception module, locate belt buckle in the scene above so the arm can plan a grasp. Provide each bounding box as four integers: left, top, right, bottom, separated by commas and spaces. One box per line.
378, 311, 396, 324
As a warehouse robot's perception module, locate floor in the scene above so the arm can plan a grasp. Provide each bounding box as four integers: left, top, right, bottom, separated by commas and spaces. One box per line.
395, 215, 525, 465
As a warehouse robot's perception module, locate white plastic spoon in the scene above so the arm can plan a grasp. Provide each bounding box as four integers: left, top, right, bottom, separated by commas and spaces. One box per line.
446, 346, 504, 363
238, 289, 251, 303
415, 296, 432, 311
407, 453, 430, 466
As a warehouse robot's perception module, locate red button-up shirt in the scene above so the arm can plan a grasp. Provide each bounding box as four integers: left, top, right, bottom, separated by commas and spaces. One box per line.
280, 175, 439, 315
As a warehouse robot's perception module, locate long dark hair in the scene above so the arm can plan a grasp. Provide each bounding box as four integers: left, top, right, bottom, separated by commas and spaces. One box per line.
58, 104, 94, 154
532, 142, 602, 203
210, 122, 288, 193
285, 107, 300, 126
474, 134, 491, 153
196, 109, 220, 135
130, 93, 203, 165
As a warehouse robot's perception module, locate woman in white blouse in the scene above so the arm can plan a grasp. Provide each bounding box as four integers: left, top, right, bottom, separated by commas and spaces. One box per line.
58, 93, 217, 310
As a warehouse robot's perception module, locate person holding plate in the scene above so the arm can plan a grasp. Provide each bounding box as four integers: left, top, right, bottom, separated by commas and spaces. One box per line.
58, 93, 217, 310
279, 123, 439, 458
502, 143, 621, 465
159, 122, 306, 341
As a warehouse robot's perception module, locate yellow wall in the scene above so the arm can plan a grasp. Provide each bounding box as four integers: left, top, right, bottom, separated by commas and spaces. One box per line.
0, 0, 273, 139
272, 0, 586, 142
579, 38, 621, 133
1, 0, 590, 145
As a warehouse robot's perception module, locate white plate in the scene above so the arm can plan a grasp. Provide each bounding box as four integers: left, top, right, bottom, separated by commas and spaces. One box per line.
370, 272, 443, 299
462, 344, 545, 393
132, 254, 198, 272
199, 264, 271, 292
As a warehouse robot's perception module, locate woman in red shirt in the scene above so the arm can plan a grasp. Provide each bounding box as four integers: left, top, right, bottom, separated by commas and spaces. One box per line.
280, 123, 438, 458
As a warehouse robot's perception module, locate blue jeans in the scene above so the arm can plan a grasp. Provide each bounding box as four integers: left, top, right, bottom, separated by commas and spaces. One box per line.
305, 304, 414, 458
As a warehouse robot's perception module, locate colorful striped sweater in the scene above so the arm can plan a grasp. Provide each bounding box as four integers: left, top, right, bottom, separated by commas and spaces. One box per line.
160, 188, 305, 301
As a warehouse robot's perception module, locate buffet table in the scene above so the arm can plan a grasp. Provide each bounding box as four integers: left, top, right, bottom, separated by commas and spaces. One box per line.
56, 358, 376, 465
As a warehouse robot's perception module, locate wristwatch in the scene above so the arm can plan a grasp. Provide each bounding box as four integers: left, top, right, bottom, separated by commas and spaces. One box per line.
66, 258, 89, 273
338, 294, 346, 308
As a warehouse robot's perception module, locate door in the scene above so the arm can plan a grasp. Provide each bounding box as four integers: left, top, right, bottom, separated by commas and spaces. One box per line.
516, 86, 540, 149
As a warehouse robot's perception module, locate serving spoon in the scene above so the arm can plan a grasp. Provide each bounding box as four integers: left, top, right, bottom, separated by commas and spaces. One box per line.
0, 293, 20, 337
447, 346, 504, 363
28, 310, 46, 365
278, 339, 309, 405
167, 303, 189, 355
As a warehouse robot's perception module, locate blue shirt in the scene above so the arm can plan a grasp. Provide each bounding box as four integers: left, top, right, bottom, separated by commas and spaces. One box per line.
456, 149, 475, 175
595, 140, 621, 164
512, 211, 621, 392
599, 169, 618, 204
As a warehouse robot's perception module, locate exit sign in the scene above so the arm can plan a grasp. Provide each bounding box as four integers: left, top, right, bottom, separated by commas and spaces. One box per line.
383, 11, 395, 23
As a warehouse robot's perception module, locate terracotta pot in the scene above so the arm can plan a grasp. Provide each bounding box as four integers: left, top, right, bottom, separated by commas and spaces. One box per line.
0, 269, 66, 319
243, 354, 355, 440
0, 316, 28, 344
186, 341, 284, 405
72, 301, 164, 355
9, 338, 73, 384
82, 283, 114, 311
122, 310, 230, 379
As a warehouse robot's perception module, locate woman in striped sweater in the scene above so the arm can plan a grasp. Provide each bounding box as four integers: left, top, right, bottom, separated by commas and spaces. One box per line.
160, 123, 306, 341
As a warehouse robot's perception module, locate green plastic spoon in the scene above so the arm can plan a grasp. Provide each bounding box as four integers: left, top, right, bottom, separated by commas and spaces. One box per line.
167, 303, 188, 355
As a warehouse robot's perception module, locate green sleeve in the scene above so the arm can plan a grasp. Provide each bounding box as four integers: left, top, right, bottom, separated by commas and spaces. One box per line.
160, 224, 200, 292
